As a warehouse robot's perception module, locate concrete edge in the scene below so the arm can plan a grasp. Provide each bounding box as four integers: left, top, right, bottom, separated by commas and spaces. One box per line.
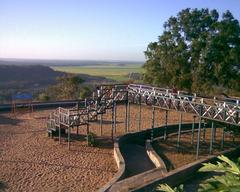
108, 147, 240, 192
98, 138, 126, 192
145, 139, 167, 173
99, 123, 209, 192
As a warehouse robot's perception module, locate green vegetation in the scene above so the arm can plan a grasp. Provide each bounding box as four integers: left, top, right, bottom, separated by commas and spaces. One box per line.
144, 8, 240, 96
156, 155, 240, 192
87, 132, 96, 147
198, 155, 240, 191
41, 74, 84, 100
79, 86, 93, 99
51, 64, 143, 82
157, 184, 184, 192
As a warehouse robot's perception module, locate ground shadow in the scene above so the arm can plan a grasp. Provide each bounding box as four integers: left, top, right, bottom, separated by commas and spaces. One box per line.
184, 171, 223, 192
94, 119, 123, 125
53, 133, 114, 150
152, 142, 175, 170
0, 114, 22, 126
0, 180, 8, 192
95, 137, 114, 149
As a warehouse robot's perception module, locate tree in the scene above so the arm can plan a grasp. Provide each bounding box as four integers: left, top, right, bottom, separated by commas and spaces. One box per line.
44, 74, 84, 100
55, 75, 84, 100
144, 9, 240, 95
79, 86, 92, 99
38, 93, 50, 101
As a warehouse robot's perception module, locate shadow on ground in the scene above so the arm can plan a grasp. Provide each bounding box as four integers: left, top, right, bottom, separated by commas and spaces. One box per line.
0, 114, 22, 125
0, 180, 7, 192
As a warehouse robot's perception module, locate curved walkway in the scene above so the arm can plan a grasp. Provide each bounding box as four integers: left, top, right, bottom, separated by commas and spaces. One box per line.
121, 143, 155, 178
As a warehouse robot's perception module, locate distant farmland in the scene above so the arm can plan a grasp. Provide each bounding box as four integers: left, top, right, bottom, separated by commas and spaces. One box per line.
51, 64, 144, 82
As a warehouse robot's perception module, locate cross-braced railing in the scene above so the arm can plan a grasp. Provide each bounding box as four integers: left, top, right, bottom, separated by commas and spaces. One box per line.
128, 84, 240, 126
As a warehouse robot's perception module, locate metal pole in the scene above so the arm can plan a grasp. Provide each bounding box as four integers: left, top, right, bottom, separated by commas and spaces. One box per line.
87, 113, 90, 145
111, 101, 114, 141
210, 121, 214, 154
203, 120, 206, 142
125, 99, 128, 133
191, 116, 196, 145
58, 124, 61, 144
196, 117, 202, 159
68, 126, 71, 150
221, 127, 225, 150
100, 113, 103, 136
114, 101, 117, 134
232, 127, 235, 144
164, 110, 168, 140
177, 112, 182, 150
213, 124, 217, 143
59, 108, 61, 144
127, 100, 130, 132
138, 95, 141, 131
151, 98, 155, 142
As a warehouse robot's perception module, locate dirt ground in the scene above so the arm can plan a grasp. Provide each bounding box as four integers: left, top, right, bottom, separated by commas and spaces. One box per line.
153, 128, 240, 170
0, 104, 194, 192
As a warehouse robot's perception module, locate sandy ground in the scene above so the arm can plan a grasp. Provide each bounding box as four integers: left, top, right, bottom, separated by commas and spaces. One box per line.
0, 104, 194, 192
153, 128, 240, 170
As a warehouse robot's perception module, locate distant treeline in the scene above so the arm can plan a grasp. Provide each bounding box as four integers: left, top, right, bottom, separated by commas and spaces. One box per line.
0, 58, 144, 67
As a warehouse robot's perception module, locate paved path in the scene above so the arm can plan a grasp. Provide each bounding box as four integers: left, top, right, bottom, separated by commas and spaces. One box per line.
121, 143, 155, 178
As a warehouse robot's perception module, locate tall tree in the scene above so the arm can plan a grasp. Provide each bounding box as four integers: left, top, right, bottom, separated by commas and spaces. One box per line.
144, 8, 240, 94
48, 74, 84, 100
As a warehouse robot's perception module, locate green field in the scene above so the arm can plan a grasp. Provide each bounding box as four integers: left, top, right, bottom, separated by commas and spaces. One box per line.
51, 64, 144, 82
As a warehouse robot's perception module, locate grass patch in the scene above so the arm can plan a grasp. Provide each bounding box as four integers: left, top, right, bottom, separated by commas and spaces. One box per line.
51, 64, 143, 82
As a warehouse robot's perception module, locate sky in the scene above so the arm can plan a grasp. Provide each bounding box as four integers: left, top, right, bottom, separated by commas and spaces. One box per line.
0, 0, 240, 61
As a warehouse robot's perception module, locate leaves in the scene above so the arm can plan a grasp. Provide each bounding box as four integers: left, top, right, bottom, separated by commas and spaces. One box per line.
198, 155, 240, 191
199, 155, 240, 175
144, 8, 240, 95
156, 184, 184, 192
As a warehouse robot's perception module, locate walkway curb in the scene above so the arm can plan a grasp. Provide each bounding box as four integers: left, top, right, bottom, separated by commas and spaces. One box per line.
98, 138, 126, 192
145, 139, 167, 173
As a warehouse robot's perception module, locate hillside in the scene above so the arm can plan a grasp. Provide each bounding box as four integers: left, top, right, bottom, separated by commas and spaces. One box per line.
0, 65, 64, 87
0, 65, 113, 88
0, 65, 114, 102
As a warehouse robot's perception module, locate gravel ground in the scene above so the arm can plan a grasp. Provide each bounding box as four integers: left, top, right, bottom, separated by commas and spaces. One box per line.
0, 104, 194, 192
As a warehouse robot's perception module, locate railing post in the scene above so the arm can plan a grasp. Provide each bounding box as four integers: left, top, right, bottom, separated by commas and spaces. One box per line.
111, 100, 114, 141
177, 112, 182, 150
138, 95, 142, 131
191, 116, 196, 145
59, 107, 61, 144
125, 92, 128, 133
68, 126, 71, 150
100, 113, 103, 136
111, 99, 117, 137
221, 126, 225, 150
151, 97, 156, 142
196, 105, 203, 159
164, 110, 168, 140
236, 100, 239, 125
203, 119, 206, 142
210, 121, 214, 154
127, 98, 130, 132
86, 109, 90, 146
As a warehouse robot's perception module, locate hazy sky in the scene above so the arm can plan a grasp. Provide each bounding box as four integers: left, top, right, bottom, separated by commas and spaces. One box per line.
1, 0, 240, 61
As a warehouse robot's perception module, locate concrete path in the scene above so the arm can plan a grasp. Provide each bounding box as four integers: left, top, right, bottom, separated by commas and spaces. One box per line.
121, 143, 155, 178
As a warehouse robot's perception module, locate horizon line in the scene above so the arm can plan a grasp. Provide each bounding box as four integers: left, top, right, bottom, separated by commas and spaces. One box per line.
0, 57, 145, 63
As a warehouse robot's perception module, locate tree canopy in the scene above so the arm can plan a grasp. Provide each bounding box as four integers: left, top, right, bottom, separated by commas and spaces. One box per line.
43, 74, 84, 100
143, 8, 240, 95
